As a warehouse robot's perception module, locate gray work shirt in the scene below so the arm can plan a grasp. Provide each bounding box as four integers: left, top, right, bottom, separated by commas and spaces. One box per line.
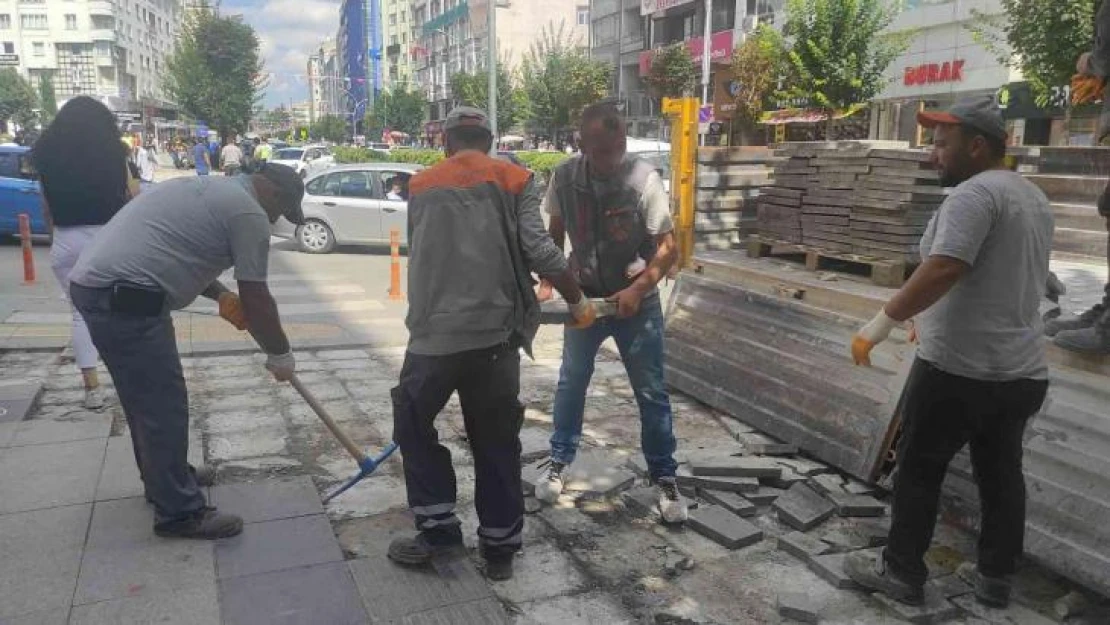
915, 169, 1054, 381
70, 176, 272, 310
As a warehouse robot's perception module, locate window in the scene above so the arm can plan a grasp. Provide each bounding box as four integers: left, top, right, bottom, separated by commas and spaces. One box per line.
390, 35, 397, 46
592, 14, 617, 46
2, 42, 13, 54
20, 13, 47, 30
337, 171, 374, 198
32, 41, 43, 56
389, 13, 396, 25
0, 15, 9, 29
576, 6, 588, 25
377, 171, 411, 201
65, 14, 77, 30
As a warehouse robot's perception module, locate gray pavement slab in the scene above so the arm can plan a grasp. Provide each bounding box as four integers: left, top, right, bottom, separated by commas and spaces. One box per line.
810, 473, 848, 496
512, 591, 636, 625
0, 504, 90, 620
778, 530, 832, 562
402, 598, 508, 624
762, 466, 810, 490
807, 552, 864, 590
209, 476, 324, 524
828, 492, 887, 517
928, 574, 973, 599
0, 438, 105, 514
736, 431, 797, 455
950, 594, 1058, 624
774, 456, 833, 477
747, 486, 786, 505
94, 436, 144, 502
0, 381, 43, 424
777, 590, 821, 623
74, 498, 216, 605
0, 608, 70, 625
687, 504, 763, 549
9, 409, 111, 447
677, 473, 759, 494
559, 450, 637, 499
689, 456, 782, 478
349, 555, 496, 623
773, 483, 837, 531
873, 585, 961, 624
68, 583, 220, 625
489, 541, 587, 604
219, 561, 370, 625
700, 489, 756, 517
0, 422, 16, 448
621, 486, 661, 521
214, 513, 343, 580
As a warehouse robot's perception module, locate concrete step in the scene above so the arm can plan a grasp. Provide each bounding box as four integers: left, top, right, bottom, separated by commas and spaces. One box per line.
1026, 174, 1107, 203
1053, 202, 1106, 231
1054, 227, 1106, 259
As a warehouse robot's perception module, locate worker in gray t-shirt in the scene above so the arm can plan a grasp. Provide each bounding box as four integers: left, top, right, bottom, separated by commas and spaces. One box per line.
69, 163, 306, 540
844, 97, 1053, 609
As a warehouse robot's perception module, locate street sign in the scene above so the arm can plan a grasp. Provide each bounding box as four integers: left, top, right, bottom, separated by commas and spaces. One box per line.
698, 104, 714, 123
0, 54, 18, 66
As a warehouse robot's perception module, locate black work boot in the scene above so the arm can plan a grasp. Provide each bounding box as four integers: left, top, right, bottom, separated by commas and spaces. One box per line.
843, 549, 924, 606
387, 528, 464, 567
480, 545, 517, 581
956, 562, 1012, 608
154, 506, 243, 539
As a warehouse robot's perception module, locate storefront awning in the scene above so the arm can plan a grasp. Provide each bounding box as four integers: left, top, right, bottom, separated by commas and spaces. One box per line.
759, 104, 867, 125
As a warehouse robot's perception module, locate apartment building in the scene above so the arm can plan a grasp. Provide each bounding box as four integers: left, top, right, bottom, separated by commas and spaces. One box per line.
0, 0, 183, 119
307, 37, 341, 124
381, 0, 416, 90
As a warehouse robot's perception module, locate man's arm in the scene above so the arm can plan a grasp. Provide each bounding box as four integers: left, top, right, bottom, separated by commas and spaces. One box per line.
200, 280, 230, 301
884, 255, 969, 322
238, 280, 290, 355
517, 179, 587, 309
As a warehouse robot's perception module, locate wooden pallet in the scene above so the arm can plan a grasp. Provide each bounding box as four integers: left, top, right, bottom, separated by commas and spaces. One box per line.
745, 235, 910, 287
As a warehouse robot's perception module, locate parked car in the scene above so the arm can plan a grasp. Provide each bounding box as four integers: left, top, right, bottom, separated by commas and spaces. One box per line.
271, 162, 424, 254
269, 145, 335, 178
0, 145, 48, 237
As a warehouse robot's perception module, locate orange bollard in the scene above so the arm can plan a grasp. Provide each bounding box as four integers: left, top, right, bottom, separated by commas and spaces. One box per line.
388, 228, 404, 301
19, 213, 34, 284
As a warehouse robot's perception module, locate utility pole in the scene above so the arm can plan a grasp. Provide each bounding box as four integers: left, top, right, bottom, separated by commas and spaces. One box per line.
701, 0, 711, 104
487, 0, 497, 149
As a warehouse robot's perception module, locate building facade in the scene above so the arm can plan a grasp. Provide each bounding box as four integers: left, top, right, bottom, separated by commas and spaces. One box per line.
307, 37, 340, 124
338, 0, 370, 134
381, 0, 416, 90
0, 0, 184, 121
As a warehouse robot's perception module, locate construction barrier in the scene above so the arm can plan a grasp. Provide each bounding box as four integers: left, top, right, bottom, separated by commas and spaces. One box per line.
388, 228, 404, 301
19, 213, 34, 284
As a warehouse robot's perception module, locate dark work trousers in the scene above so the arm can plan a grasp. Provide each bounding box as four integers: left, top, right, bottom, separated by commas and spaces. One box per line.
885, 358, 1049, 585
70, 284, 206, 526
391, 342, 525, 559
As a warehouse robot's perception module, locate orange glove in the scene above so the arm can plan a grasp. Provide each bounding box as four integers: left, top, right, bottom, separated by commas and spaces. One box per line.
568, 297, 597, 329
1071, 74, 1104, 106
851, 309, 899, 367
218, 292, 248, 331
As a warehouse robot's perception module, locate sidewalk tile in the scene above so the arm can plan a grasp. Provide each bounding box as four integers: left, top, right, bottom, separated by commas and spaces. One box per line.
349, 555, 494, 622
488, 541, 586, 604
0, 607, 70, 625
0, 380, 43, 424
0, 438, 105, 514
0, 504, 90, 620
513, 591, 635, 625
68, 584, 218, 625
214, 514, 343, 580
95, 437, 144, 502
9, 410, 111, 447
0, 422, 16, 448
74, 498, 215, 605
209, 476, 323, 524
403, 597, 508, 624
219, 561, 369, 625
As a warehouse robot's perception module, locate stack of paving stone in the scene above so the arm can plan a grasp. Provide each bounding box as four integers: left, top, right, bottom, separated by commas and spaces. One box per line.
800, 145, 874, 252
696, 147, 777, 251
755, 145, 815, 243
850, 148, 945, 261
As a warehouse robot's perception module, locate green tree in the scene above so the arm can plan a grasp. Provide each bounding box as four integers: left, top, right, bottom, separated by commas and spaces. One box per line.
644, 43, 698, 99
312, 114, 349, 143
730, 25, 787, 143
0, 69, 39, 133
449, 63, 526, 134
781, 0, 911, 136
164, 9, 265, 141
365, 88, 425, 139
37, 73, 57, 125
521, 22, 610, 140
968, 0, 1098, 106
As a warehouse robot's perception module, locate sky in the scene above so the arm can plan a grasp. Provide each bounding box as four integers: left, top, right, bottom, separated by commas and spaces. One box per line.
223, 0, 342, 108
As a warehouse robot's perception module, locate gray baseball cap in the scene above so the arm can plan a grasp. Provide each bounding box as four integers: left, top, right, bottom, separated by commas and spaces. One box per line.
444, 106, 492, 133
917, 96, 1007, 141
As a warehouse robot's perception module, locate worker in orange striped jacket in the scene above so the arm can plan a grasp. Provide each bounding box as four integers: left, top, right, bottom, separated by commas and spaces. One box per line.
387, 106, 594, 581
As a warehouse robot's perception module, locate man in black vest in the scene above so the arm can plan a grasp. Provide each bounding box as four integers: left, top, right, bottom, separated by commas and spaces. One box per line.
533, 103, 687, 523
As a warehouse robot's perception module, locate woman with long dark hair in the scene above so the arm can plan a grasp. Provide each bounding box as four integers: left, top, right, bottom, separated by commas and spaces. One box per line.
33, 96, 134, 409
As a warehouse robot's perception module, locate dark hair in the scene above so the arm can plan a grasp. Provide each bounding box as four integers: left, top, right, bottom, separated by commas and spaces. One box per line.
445, 125, 492, 153
32, 96, 129, 227
959, 124, 1007, 160
579, 102, 624, 133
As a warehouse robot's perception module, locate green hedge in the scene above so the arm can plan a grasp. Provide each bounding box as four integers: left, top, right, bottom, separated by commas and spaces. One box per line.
514, 151, 569, 178
332, 146, 391, 163
331, 146, 569, 177
388, 148, 445, 166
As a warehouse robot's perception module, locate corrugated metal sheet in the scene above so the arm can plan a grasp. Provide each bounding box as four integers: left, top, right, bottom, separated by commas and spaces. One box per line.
664, 272, 914, 481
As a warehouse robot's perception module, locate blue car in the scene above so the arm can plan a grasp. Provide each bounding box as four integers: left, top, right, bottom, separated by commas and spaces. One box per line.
0, 145, 47, 237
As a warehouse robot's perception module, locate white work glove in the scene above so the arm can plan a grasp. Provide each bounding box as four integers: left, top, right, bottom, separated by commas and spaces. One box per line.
851, 310, 899, 367
265, 351, 296, 382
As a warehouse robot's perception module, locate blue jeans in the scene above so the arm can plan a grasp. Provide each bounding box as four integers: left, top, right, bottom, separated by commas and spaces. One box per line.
549, 293, 678, 480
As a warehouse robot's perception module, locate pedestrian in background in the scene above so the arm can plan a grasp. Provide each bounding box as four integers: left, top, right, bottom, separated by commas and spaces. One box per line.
31, 96, 131, 409
847, 98, 1053, 609
193, 138, 211, 176
135, 139, 158, 190
388, 106, 593, 581
221, 140, 243, 176
255, 136, 273, 163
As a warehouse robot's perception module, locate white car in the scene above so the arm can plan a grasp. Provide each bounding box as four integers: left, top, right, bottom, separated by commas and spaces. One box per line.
269, 145, 335, 178
271, 163, 424, 253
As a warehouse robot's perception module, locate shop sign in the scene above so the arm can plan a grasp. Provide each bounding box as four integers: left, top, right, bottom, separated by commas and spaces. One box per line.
904, 59, 965, 86
638, 31, 734, 75
0, 54, 18, 66
641, 0, 695, 16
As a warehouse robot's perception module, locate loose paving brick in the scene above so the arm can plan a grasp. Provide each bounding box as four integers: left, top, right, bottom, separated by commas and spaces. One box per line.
873, 585, 961, 624
777, 531, 832, 562
700, 489, 756, 517
777, 590, 821, 623
624, 455, 650, 477
807, 552, 863, 590
746, 486, 785, 505
621, 487, 660, 520
820, 529, 873, 552
762, 466, 810, 490
526, 451, 635, 499
773, 483, 836, 531
736, 431, 797, 455
687, 504, 763, 549
828, 492, 887, 517
774, 456, 833, 477
810, 473, 847, 496
951, 594, 1058, 624
689, 456, 782, 478
677, 473, 760, 494
843, 477, 882, 495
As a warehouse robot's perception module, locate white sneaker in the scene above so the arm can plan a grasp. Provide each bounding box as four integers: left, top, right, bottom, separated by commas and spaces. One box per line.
84, 386, 108, 410
534, 462, 566, 503
656, 477, 688, 524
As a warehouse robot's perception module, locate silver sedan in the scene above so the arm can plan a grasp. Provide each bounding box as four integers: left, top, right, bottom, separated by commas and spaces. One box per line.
272, 162, 423, 253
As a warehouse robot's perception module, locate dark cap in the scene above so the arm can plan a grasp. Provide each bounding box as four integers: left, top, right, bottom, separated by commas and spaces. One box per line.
258, 162, 306, 225
444, 106, 491, 133
917, 96, 1007, 141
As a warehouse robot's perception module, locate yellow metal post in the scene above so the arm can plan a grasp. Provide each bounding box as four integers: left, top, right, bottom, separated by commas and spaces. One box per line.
662, 96, 699, 269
